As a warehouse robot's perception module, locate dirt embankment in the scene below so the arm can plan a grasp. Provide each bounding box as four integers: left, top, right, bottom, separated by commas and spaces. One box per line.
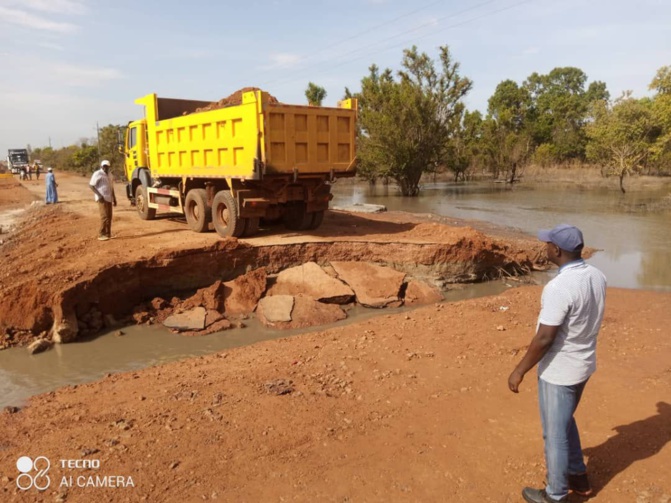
0, 175, 546, 349
1, 287, 670, 502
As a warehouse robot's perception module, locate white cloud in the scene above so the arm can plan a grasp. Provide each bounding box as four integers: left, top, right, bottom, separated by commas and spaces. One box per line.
0, 0, 87, 15
37, 41, 65, 51
262, 53, 302, 70
0, 6, 78, 33
50, 63, 123, 86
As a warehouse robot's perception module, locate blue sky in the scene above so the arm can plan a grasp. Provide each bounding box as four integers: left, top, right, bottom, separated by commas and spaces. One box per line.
1, 0, 669, 155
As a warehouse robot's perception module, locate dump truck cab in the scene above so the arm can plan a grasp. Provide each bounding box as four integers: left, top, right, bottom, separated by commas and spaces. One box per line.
123, 119, 148, 191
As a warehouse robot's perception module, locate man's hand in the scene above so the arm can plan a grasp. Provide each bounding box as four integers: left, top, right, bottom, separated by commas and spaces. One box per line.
113, 198, 117, 207
508, 369, 524, 393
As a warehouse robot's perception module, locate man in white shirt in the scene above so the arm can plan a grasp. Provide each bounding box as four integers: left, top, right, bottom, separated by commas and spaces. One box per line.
508, 224, 607, 503
89, 159, 117, 241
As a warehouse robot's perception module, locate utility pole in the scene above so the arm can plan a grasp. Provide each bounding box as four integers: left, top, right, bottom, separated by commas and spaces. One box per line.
96, 122, 101, 160
48, 137, 52, 148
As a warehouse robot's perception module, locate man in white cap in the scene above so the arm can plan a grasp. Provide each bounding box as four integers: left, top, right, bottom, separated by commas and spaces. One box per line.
89, 160, 117, 241
508, 224, 607, 503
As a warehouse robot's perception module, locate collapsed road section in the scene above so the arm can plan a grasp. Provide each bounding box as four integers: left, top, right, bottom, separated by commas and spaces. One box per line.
0, 200, 546, 349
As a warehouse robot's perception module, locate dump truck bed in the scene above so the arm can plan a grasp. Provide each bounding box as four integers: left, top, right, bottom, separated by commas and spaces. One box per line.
137, 91, 357, 180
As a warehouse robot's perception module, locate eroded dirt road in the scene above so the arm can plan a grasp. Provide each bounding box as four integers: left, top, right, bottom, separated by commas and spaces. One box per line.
0, 173, 669, 502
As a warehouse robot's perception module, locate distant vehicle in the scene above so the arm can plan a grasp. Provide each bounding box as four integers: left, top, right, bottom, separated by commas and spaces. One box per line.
7, 149, 30, 175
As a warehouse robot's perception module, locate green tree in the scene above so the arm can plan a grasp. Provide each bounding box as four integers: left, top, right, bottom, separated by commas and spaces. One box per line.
356, 45, 472, 196
72, 144, 99, 175
305, 82, 327, 106
586, 96, 655, 193
445, 110, 484, 181
523, 67, 608, 162
481, 80, 533, 181
98, 124, 125, 173
648, 66, 671, 174
649, 65, 671, 95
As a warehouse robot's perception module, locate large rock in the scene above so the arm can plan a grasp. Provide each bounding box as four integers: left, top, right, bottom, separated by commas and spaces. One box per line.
163, 307, 207, 331
181, 281, 226, 312
27, 338, 52, 355
404, 279, 444, 305
331, 262, 406, 308
224, 268, 267, 316
268, 262, 354, 304
280, 295, 346, 329
256, 295, 294, 325
52, 309, 79, 343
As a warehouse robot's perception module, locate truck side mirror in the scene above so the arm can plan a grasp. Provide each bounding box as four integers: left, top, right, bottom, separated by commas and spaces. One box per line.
117, 127, 125, 154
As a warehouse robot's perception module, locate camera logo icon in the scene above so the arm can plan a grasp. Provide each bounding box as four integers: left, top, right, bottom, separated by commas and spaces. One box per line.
16, 456, 51, 491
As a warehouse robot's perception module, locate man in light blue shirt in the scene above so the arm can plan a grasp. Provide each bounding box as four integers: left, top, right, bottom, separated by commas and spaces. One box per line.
509, 224, 607, 503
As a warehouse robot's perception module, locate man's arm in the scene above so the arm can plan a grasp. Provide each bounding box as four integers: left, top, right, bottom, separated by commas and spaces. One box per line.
89, 184, 104, 200
508, 323, 559, 393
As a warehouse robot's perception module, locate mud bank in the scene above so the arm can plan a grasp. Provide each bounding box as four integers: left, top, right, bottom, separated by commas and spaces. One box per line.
0, 203, 541, 347
1, 287, 669, 502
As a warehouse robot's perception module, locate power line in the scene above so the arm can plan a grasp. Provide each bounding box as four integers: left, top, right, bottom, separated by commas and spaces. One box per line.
265, 0, 533, 92
257, 0, 453, 87
261, 0, 501, 90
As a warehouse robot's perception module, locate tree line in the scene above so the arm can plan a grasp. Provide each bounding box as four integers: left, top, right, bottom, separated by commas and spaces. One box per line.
345, 46, 671, 195
29, 124, 122, 176
26, 47, 671, 195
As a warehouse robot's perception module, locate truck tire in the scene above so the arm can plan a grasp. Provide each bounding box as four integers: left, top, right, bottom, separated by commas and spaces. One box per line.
242, 217, 260, 237
185, 189, 211, 233
308, 210, 324, 230
283, 203, 312, 231
135, 184, 156, 220
212, 191, 244, 238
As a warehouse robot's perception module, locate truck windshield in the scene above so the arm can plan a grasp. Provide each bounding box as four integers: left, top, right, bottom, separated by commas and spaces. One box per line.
10, 154, 28, 163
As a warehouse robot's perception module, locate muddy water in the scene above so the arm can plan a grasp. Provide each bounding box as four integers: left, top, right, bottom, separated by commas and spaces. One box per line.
333, 181, 671, 291
3, 180, 669, 408
0, 280, 522, 408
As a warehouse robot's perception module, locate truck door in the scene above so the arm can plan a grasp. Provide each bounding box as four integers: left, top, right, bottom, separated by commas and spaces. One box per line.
125, 125, 139, 175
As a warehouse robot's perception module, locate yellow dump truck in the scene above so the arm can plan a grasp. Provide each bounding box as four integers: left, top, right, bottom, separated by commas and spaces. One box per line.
122, 89, 357, 237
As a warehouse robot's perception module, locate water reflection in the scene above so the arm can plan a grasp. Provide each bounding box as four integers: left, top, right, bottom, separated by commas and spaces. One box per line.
332, 181, 671, 291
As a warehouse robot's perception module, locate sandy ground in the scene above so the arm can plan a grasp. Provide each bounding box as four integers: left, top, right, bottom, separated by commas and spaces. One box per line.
0, 173, 669, 502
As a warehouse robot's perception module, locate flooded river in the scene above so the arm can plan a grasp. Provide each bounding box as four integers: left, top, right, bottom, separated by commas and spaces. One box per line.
333, 181, 671, 292
2, 181, 669, 408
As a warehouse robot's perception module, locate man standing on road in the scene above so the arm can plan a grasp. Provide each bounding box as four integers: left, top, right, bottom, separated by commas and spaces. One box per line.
508, 224, 607, 503
89, 160, 117, 241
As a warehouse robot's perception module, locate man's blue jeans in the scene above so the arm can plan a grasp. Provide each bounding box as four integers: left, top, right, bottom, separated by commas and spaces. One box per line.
538, 377, 588, 500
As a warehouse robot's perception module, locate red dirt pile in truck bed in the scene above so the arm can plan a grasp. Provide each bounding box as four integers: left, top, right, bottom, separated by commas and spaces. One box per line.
195, 87, 280, 112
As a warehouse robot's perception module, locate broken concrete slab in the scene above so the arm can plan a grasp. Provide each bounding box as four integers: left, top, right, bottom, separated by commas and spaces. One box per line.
268, 295, 347, 330
331, 203, 387, 214
163, 307, 207, 331
256, 295, 294, 325
331, 262, 406, 308
268, 262, 354, 304
404, 279, 444, 305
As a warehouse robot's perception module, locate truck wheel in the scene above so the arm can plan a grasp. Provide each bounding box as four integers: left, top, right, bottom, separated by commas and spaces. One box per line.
135, 184, 156, 220
283, 203, 312, 231
308, 210, 324, 230
242, 217, 260, 237
185, 189, 211, 233
212, 191, 244, 238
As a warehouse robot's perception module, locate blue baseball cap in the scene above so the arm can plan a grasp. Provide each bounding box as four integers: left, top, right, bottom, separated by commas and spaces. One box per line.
538, 224, 584, 253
